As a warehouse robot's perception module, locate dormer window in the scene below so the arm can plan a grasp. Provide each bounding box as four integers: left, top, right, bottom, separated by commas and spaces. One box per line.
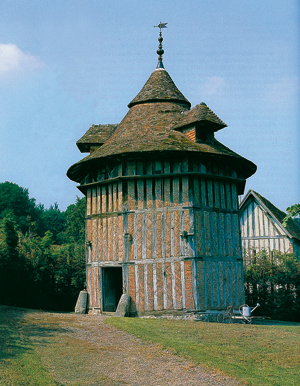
196, 131, 214, 144
195, 122, 214, 144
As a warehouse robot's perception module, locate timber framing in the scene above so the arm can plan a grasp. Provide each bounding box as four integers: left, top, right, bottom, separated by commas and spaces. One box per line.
240, 190, 300, 260
68, 48, 256, 315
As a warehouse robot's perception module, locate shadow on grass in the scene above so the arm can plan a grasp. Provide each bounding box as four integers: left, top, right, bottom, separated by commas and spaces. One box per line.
0, 305, 67, 360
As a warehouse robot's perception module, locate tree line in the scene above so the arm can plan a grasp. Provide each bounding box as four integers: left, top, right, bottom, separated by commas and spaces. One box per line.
0, 182, 86, 311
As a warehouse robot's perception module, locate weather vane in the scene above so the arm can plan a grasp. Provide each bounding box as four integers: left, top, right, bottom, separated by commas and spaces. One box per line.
153, 22, 168, 31
153, 22, 168, 69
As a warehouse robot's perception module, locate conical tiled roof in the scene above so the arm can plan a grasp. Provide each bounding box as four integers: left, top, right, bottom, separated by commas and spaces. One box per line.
67, 99, 257, 182
128, 68, 191, 108
67, 62, 257, 185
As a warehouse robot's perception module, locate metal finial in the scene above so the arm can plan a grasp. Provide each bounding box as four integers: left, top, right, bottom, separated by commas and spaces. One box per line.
154, 22, 167, 68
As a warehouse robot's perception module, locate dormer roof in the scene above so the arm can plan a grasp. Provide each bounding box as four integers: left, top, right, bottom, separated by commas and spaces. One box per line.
67, 96, 256, 183
76, 124, 118, 153
174, 103, 227, 132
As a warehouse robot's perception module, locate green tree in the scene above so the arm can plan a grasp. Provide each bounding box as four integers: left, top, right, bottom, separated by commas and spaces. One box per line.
18, 230, 85, 311
52, 243, 86, 309
42, 203, 66, 244
60, 197, 86, 245
0, 217, 22, 305
283, 203, 300, 227
0, 182, 44, 236
244, 250, 300, 322
0, 184, 86, 311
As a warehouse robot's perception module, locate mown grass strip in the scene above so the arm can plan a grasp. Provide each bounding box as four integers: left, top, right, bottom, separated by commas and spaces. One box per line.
106, 317, 300, 386
0, 306, 61, 386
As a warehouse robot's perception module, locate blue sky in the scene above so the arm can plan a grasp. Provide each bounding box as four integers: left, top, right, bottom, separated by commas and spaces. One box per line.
0, 0, 299, 211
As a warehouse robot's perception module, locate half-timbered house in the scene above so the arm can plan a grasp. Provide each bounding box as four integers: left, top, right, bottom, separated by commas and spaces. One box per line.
240, 190, 300, 261
67, 31, 257, 315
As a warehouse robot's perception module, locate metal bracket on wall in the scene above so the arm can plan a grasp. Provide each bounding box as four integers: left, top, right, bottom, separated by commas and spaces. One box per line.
180, 231, 194, 238
123, 233, 133, 241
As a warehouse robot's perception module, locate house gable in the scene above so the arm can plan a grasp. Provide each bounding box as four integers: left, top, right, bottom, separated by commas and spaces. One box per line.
240, 190, 300, 259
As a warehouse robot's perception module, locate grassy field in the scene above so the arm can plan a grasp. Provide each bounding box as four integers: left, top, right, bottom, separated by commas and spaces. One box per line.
0, 306, 60, 386
1, 305, 299, 386
106, 317, 300, 386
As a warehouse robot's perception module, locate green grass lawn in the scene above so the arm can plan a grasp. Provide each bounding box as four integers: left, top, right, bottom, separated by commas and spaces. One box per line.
0, 306, 60, 386
1, 304, 299, 386
106, 317, 300, 386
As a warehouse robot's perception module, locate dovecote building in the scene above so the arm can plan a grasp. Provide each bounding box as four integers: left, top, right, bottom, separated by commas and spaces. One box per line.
67, 30, 256, 315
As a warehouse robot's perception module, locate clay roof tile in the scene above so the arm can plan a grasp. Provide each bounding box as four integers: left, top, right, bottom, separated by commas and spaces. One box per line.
174, 103, 227, 132
128, 68, 191, 108
76, 124, 117, 152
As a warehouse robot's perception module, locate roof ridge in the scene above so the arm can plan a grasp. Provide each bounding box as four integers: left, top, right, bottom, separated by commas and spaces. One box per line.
243, 190, 300, 241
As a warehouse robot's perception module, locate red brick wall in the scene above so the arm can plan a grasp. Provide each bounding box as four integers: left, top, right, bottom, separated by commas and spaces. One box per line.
184, 260, 194, 309
185, 129, 196, 142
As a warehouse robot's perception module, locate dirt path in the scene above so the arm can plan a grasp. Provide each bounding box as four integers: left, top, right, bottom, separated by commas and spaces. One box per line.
10, 308, 244, 386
